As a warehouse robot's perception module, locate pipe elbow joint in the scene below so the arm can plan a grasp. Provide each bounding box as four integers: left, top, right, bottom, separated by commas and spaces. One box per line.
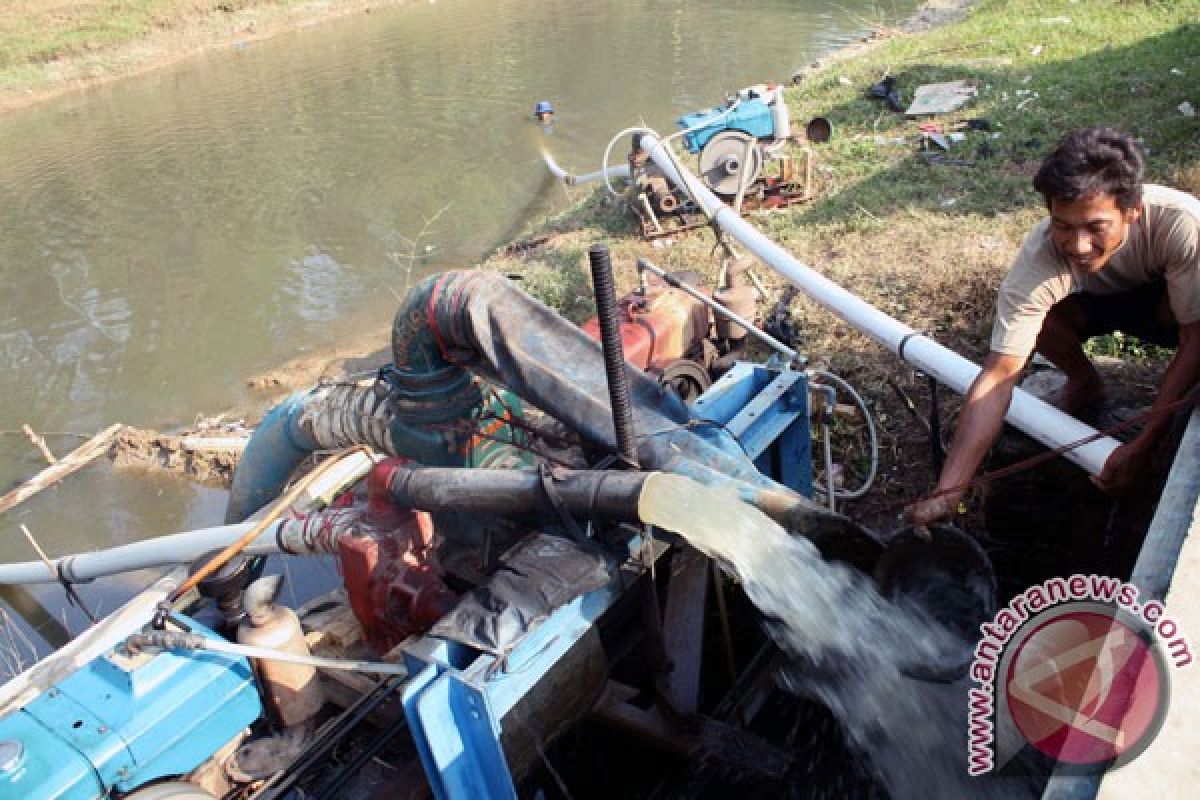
225, 390, 320, 523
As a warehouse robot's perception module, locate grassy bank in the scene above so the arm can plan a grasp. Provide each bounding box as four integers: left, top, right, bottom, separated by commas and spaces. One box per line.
480, 0, 1200, 526
0, 0, 406, 113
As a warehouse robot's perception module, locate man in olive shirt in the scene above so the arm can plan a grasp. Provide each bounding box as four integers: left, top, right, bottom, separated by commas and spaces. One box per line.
911, 127, 1200, 526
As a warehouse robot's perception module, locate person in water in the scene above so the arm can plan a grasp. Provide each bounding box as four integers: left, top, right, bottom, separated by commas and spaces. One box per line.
910, 127, 1200, 526
534, 100, 555, 126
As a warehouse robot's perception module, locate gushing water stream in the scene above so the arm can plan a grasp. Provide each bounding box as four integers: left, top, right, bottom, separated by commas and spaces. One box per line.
638, 473, 1037, 798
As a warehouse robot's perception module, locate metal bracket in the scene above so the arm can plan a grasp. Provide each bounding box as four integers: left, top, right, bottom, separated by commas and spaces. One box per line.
690, 362, 812, 495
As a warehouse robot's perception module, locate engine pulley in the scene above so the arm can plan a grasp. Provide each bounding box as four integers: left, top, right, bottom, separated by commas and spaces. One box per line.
698, 129, 763, 196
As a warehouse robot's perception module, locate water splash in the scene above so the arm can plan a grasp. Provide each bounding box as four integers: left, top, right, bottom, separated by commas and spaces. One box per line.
639, 473, 1036, 799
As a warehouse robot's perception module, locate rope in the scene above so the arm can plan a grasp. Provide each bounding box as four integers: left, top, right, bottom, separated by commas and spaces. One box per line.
908, 392, 1200, 513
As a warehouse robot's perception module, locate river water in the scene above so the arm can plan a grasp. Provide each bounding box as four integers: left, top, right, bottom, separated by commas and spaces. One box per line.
0, 0, 915, 651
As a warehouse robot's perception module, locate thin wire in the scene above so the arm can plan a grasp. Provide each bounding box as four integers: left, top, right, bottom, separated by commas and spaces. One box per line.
810, 369, 880, 500
902, 392, 1200, 514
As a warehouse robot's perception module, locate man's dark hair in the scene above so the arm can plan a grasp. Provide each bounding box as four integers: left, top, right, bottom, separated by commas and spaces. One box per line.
1033, 127, 1145, 210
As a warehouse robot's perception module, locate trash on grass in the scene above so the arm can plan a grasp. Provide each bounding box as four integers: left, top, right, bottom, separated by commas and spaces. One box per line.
1181, 101, 1196, 118
867, 75, 904, 112
905, 80, 977, 116
805, 116, 832, 143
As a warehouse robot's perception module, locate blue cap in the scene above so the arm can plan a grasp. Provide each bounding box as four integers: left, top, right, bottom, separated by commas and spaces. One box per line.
534, 100, 554, 115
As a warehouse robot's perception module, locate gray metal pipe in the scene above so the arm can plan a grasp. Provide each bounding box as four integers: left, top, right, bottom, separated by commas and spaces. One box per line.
636, 131, 1119, 475
126, 632, 410, 676
0, 522, 268, 585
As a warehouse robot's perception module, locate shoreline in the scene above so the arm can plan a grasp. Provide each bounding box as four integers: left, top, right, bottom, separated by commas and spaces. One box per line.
0, 0, 414, 117
0, 0, 969, 118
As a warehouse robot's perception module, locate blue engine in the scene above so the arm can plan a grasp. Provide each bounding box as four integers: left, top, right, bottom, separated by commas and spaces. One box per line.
0, 619, 261, 798
678, 96, 777, 154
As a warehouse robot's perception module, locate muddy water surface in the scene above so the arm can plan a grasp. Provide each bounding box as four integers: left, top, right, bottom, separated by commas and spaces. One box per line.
0, 0, 915, 653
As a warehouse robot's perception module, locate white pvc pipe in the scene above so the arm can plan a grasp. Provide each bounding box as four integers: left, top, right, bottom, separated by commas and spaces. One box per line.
637, 132, 1118, 474
541, 150, 630, 187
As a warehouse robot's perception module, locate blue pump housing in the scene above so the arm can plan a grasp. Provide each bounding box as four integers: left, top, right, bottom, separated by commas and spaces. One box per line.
0, 618, 261, 798
677, 97, 776, 154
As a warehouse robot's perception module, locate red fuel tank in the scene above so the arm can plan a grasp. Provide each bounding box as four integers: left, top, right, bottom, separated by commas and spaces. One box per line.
581, 284, 710, 371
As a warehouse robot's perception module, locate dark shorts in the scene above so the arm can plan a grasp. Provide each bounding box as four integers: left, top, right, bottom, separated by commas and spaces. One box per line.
1068, 280, 1180, 348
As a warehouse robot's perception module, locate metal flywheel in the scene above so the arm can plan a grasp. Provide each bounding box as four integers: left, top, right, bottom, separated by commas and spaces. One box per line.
698, 130, 763, 196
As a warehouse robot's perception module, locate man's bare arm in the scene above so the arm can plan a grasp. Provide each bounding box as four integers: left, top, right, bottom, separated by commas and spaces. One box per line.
1094, 320, 1200, 492
909, 352, 1027, 525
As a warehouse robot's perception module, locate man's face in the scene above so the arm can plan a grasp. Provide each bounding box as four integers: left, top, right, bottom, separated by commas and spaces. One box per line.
1048, 192, 1141, 275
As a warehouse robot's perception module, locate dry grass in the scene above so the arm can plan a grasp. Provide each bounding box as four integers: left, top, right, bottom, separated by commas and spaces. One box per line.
0, 607, 38, 679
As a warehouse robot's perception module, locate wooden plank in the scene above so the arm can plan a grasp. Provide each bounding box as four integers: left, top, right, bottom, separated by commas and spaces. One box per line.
0, 568, 183, 715
0, 423, 123, 516
592, 681, 694, 758
660, 544, 710, 713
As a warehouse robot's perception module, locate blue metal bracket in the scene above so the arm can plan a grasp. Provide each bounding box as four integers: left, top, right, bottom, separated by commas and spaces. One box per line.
401, 578, 627, 800
690, 362, 811, 495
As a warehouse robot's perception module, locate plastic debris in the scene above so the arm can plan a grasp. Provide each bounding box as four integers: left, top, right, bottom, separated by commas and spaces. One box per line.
867, 75, 904, 111
905, 80, 979, 116
1171, 68, 1185, 77
1030, 45, 1043, 56
1181, 102, 1196, 118
1042, 16, 1072, 24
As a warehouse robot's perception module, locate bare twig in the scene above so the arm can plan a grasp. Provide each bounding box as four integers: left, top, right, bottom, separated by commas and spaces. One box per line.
20, 524, 97, 624
0, 609, 38, 679
388, 203, 452, 295
854, 203, 881, 222
21, 425, 57, 464
0, 424, 124, 517
0, 430, 88, 439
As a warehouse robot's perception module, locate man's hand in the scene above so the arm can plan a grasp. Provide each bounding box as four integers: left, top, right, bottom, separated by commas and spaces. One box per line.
906, 489, 963, 528
906, 353, 1024, 533
1092, 439, 1152, 494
